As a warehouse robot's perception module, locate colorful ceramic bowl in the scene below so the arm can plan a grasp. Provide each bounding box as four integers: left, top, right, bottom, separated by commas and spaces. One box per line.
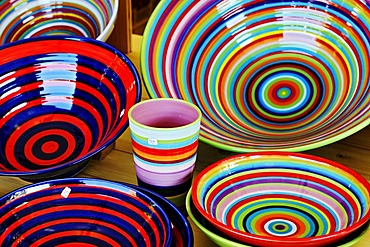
186, 191, 370, 247
191, 152, 370, 247
0, 178, 172, 246
125, 183, 194, 247
0, 0, 118, 43
0, 36, 141, 181
141, 0, 370, 152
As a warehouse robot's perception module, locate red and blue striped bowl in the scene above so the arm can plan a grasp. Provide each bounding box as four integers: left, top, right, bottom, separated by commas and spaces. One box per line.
192, 152, 370, 247
125, 183, 194, 247
0, 36, 141, 181
0, 178, 172, 247
0, 0, 118, 43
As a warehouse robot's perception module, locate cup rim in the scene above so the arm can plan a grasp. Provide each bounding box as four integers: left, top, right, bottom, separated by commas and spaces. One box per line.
128, 98, 202, 131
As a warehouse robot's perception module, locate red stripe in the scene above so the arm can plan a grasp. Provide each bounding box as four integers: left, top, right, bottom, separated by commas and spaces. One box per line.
131, 139, 198, 156
56, 243, 96, 247
29, 230, 120, 247
10, 218, 137, 247
24, 129, 76, 165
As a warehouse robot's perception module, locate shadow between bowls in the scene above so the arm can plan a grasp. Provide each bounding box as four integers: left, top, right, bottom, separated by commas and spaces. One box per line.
18, 158, 92, 183
186, 190, 370, 247
124, 183, 194, 247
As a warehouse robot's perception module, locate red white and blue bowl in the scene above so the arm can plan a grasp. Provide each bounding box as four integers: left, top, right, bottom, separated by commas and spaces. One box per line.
0, 178, 172, 247
192, 152, 370, 247
0, 0, 118, 43
0, 36, 141, 181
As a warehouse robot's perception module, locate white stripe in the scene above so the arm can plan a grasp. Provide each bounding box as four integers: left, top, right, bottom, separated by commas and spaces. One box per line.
134, 154, 197, 173
129, 120, 200, 140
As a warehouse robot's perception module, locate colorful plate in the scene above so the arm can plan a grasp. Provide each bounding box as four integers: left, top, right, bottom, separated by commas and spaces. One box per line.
141, 0, 370, 152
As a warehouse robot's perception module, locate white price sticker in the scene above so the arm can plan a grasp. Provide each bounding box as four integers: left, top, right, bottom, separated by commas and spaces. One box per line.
61, 187, 71, 198
148, 139, 158, 145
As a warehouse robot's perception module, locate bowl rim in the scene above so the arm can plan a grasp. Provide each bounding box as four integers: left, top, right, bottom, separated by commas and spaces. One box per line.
128, 98, 202, 131
191, 151, 370, 246
0, 177, 172, 246
186, 190, 250, 247
97, 0, 119, 41
0, 35, 142, 176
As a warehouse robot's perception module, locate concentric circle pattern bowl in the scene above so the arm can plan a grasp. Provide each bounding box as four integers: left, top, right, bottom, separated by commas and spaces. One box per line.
0, 36, 141, 180
0, 0, 118, 43
0, 178, 172, 246
186, 191, 370, 247
191, 152, 370, 247
141, 0, 370, 152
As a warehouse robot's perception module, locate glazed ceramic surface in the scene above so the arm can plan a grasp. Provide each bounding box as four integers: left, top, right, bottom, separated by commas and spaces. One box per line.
141, 0, 370, 152
125, 183, 194, 247
0, 0, 118, 43
128, 98, 201, 208
191, 152, 370, 247
186, 192, 370, 247
0, 178, 172, 247
0, 36, 141, 179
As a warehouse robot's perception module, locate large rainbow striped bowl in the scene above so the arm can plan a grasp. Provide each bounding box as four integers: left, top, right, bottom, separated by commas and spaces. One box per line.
0, 178, 172, 246
141, 0, 370, 152
191, 152, 370, 247
0, 36, 141, 181
0, 0, 118, 43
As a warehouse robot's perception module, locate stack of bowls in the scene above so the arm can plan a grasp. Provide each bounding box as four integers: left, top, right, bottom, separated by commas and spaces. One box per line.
0, 178, 173, 246
0, 0, 118, 44
0, 36, 141, 181
188, 152, 370, 247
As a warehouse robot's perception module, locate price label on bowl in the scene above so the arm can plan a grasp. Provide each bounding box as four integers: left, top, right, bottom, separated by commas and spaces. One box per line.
148, 139, 158, 145
61, 187, 71, 198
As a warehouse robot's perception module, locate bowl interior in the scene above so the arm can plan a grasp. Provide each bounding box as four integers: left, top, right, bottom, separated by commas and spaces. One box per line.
0, 36, 141, 175
192, 152, 370, 246
186, 191, 370, 247
0, 178, 172, 246
0, 0, 118, 43
141, 0, 370, 152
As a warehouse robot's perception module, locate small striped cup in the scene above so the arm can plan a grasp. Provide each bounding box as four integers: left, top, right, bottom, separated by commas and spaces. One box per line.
128, 98, 202, 209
